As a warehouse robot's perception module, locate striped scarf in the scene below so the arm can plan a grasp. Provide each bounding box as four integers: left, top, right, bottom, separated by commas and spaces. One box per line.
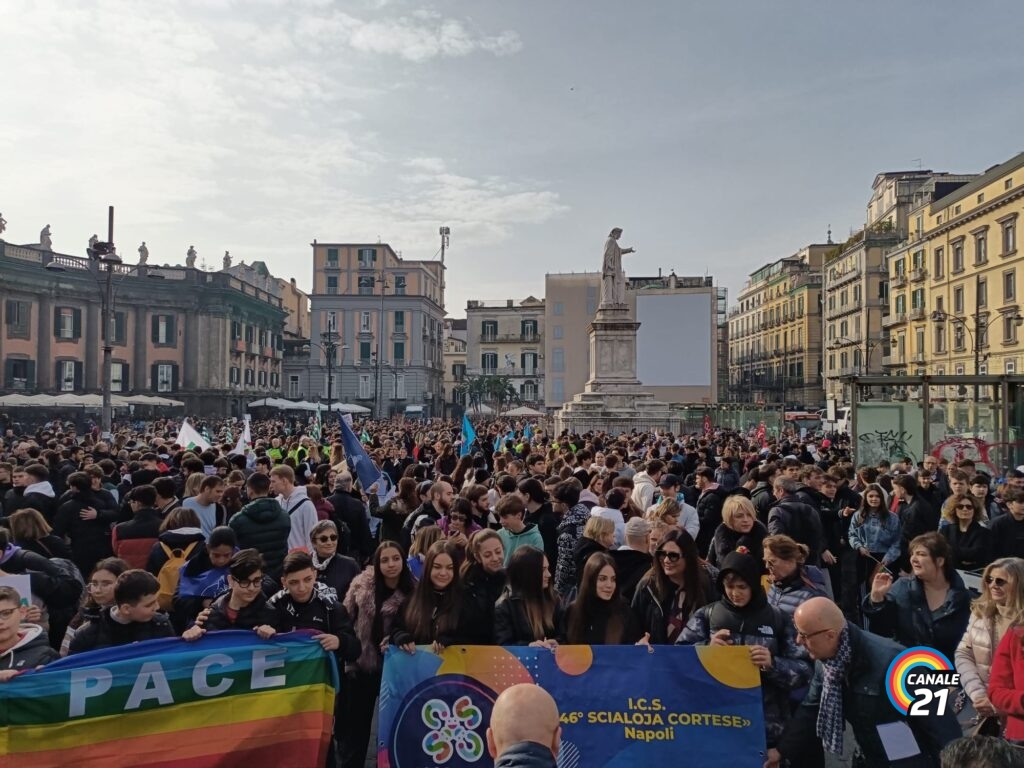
817, 623, 852, 754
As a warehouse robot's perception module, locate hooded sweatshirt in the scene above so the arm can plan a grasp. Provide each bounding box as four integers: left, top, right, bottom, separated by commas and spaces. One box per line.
497, 523, 545, 566
278, 486, 318, 551
0, 624, 59, 671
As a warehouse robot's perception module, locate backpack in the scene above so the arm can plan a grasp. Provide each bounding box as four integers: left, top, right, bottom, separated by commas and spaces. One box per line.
48, 557, 85, 607
157, 541, 199, 611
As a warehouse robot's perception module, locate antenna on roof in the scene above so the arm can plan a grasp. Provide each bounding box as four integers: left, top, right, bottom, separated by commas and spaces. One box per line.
912, 158, 922, 170
827, 224, 833, 244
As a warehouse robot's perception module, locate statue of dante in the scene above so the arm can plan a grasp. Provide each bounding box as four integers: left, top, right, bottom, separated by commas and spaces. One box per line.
186, 245, 197, 267
600, 227, 634, 308
138, 241, 149, 264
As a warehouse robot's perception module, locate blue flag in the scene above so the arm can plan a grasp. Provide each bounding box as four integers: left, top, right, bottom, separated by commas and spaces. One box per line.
460, 414, 477, 457
340, 416, 383, 491
523, 423, 533, 440
493, 433, 502, 452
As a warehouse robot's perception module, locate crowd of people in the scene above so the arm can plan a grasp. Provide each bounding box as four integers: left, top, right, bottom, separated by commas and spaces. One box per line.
2, 414, 1024, 767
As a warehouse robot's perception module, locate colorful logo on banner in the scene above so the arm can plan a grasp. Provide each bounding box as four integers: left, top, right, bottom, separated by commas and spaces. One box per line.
378, 645, 767, 768
0, 631, 338, 768
885, 646, 961, 716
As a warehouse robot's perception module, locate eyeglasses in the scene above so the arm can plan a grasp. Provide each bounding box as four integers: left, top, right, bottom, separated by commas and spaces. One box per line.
655, 550, 682, 562
315, 535, 338, 543
796, 628, 831, 641
233, 577, 263, 589
0, 607, 18, 620
88, 580, 116, 590
986, 576, 1009, 587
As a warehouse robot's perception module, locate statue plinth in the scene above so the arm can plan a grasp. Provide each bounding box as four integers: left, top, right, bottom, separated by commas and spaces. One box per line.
555, 303, 679, 435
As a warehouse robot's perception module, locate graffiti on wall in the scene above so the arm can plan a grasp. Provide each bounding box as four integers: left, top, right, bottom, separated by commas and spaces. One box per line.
858, 430, 918, 466
930, 437, 1024, 477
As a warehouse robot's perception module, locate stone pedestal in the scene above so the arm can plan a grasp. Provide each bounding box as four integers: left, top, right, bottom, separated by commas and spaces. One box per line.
555, 305, 679, 435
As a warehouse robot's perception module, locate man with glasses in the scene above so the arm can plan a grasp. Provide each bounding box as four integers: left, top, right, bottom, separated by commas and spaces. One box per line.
766, 597, 959, 768
0, 586, 58, 679
183, 549, 275, 638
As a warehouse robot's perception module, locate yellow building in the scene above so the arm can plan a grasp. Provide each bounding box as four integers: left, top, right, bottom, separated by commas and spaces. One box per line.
728, 245, 831, 409
442, 318, 468, 418
884, 152, 1024, 381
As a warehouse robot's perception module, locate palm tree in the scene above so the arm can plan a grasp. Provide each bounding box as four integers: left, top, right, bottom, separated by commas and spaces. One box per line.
487, 375, 521, 415
457, 375, 490, 413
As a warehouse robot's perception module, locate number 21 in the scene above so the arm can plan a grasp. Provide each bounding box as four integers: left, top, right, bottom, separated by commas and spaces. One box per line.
909, 688, 949, 716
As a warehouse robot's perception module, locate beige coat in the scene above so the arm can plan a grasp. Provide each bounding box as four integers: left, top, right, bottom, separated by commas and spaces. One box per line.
955, 612, 1008, 702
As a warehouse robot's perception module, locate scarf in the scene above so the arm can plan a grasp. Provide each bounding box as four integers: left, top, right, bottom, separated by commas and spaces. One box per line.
310, 551, 334, 573
0, 544, 22, 566
817, 623, 852, 754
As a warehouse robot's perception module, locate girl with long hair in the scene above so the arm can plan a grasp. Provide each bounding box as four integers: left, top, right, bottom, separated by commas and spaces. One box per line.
564, 553, 642, 645
451, 454, 475, 492
494, 546, 561, 647
393, 540, 465, 653
847, 483, 901, 595
458, 530, 506, 644
341, 541, 414, 768
956, 557, 1024, 724
631, 528, 716, 644
374, 477, 418, 545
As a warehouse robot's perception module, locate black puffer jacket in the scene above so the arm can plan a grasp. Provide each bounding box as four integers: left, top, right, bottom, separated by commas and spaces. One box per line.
706, 520, 768, 568
494, 591, 563, 645
228, 497, 291, 577
458, 566, 507, 645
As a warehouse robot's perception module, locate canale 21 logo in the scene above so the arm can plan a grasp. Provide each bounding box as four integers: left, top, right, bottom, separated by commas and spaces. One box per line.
885, 647, 961, 717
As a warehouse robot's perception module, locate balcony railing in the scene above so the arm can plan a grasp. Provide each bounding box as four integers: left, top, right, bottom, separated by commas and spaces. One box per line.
882, 312, 907, 328
910, 268, 927, 283
479, 333, 544, 343
909, 307, 927, 321
891, 273, 908, 288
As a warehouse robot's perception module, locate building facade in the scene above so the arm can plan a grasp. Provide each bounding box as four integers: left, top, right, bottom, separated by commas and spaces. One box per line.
464, 297, 545, 408
544, 272, 723, 409
307, 242, 445, 417
728, 245, 830, 409
823, 171, 976, 403
442, 318, 468, 419
0, 242, 286, 415
883, 152, 1024, 385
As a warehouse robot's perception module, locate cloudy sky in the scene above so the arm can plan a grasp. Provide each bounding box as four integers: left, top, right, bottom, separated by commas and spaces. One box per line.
3, 1, 1023, 316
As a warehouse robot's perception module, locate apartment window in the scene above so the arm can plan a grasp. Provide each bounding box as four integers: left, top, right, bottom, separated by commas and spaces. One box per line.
360, 311, 371, 332
912, 250, 924, 270
952, 240, 965, 272
481, 321, 497, 341
954, 205, 962, 215
522, 319, 538, 340
5, 300, 30, 338
357, 248, 377, 268
553, 301, 564, 316
4, 359, 35, 390
953, 324, 965, 351
258, 330, 267, 348
522, 352, 538, 376
1007, 179, 1014, 191
522, 381, 538, 401
110, 362, 129, 393
358, 373, 372, 399
358, 276, 374, 295
1008, 359, 1017, 374
1003, 218, 1018, 255
894, 258, 906, 276
57, 360, 78, 391
326, 276, 339, 295
979, 316, 989, 348
55, 307, 81, 340
586, 286, 598, 316
152, 363, 177, 393
954, 287, 964, 314
394, 275, 406, 296
394, 310, 405, 331
288, 375, 300, 398
482, 352, 498, 373
894, 294, 906, 315
359, 341, 372, 364
978, 193, 985, 204
551, 378, 564, 402
326, 247, 339, 264
979, 362, 988, 375
933, 247, 944, 279
270, 372, 279, 388
551, 348, 565, 373
453, 363, 466, 381
244, 368, 255, 386
911, 289, 925, 309
978, 279, 988, 308
975, 231, 988, 264
1004, 314, 1020, 343
257, 370, 267, 387
151, 314, 176, 346
230, 366, 240, 385
1005, 270, 1017, 302
553, 325, 563, 340
915, 328, 925, 356
244, 325, 254, 344
393, 342, 405, 365
392, 372, 405, 400
934, 324, 945, 353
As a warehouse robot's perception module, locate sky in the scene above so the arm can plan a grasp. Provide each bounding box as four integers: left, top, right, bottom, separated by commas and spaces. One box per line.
3, 1, 1024, 318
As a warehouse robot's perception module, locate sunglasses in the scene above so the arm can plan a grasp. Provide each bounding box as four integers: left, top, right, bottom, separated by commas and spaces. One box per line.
315, 534, 339, 543
655, 550, 682, 562
956, 503, 975, 510
986, 576, 1009, 587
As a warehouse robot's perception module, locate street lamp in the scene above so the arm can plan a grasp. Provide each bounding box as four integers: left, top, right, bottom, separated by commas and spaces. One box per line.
303, 335, 348, 414
828, 336, 890, 375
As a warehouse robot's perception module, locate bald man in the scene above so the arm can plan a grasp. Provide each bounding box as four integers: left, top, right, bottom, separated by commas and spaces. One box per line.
486, 684, 560, 768
766, 597, 959, 768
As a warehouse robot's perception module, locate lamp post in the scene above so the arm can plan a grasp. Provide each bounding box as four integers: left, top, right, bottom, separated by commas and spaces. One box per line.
81, 206, 119, 436
375, 271, 390, 420
303, 336, 347, 415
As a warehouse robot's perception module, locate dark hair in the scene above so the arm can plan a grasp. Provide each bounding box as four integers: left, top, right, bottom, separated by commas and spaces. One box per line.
893, 474, 918, 496
856, 483, 891, 524
908, 531, 956, 582
552, 478, 582, 507
228, 549, 264, 580
246, 472, 271, 494
67, 471, 91, 492
114, 569, 160, 606
207, 526, 237, 550
153, 476, 176, 499
505, 546, 556, 641
199, 475, 224, 492
939, 734, 1024, 768
160, 506, 201, 533
645, 528, 709, 617
129, 484, 157, 507
370, 540, 414, 645
517, 477, 547, 505
495, 474, 518, 494
400, 540, 462, 643
282, 551, 315, 576
495, 494, 525, 518
566, 552, 628, 644
83, 557, 131, 610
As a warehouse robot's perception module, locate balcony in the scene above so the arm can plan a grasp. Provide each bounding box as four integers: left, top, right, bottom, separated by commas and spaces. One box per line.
909, 307, 927, 321
479, 333, 543, 343
891, 273, 908, 288
882, 312, 907, 328
881, 353, 902, 367
910, 268, 928, 283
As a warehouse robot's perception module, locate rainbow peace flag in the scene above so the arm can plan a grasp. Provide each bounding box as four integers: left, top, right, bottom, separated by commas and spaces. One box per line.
0, 631, 338, 768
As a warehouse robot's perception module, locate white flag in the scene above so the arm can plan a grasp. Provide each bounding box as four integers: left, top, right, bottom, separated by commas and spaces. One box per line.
174, 418, 211, 452
229, 421, 252, 456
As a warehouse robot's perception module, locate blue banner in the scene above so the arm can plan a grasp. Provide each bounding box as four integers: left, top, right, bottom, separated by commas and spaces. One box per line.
378, 645, 766, 767
460, 414, 477, 457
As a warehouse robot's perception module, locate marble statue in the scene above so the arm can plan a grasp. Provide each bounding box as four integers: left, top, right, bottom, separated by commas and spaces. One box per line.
138, 241, 149, 264
600, 227, 634, 308
40, 225, 53, 251
88, 234, 98, 250
0, 212, 7, 236
186, 245, 197, 267
223, 250, 231, 269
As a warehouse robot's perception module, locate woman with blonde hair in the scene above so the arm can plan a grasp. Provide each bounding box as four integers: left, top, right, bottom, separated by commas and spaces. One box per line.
708, 495, 767, 569
955, 556, 1024, 720
183, 471, 205, 500
573, 516, 615, 588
